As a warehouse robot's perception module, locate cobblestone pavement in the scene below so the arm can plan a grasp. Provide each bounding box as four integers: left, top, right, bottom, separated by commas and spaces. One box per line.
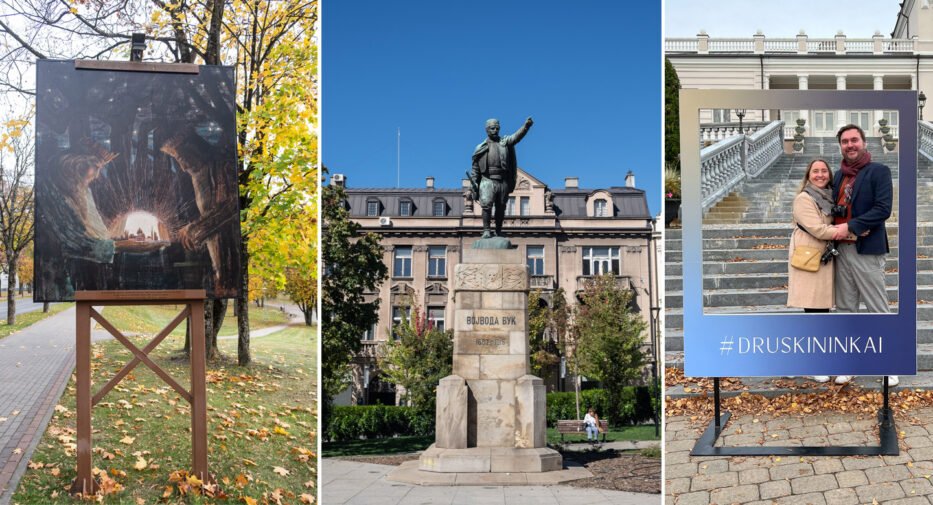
667, 408, 933, 505
0, 307, 110, 505
324, 459, 660, 505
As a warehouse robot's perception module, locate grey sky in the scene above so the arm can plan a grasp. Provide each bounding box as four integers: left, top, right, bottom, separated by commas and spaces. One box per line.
665, 1, 902, 39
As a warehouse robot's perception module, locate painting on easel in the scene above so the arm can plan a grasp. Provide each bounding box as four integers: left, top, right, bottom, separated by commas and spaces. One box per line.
34, 60, 241, 301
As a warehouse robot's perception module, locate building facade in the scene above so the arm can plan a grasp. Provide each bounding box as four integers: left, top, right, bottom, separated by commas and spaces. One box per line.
667, 1, 933, 140
331, 170, 659, 405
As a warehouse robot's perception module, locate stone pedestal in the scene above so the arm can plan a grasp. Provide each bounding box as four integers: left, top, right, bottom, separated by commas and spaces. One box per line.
419, 247, 561, 474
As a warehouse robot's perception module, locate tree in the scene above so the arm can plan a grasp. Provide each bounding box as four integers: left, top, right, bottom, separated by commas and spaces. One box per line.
573, 274, 648, 425
0, 1, 318, 365
527, 288, 570, 381
285, 266, 316, 326
0, 116, 34, 324
322, 179, 386, 421
16, 245, 32, 295
379, 302, 453, 412
665, 57, 681, 171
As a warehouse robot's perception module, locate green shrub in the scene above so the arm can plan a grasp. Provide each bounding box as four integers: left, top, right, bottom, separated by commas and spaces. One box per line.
545, 387, 654, 427
326, 405, 433, 441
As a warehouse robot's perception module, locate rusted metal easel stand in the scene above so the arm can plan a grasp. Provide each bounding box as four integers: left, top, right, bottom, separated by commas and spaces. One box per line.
69, 290, 211, 496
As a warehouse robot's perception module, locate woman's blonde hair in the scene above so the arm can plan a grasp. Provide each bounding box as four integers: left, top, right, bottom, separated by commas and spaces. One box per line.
797, 158, 833, 194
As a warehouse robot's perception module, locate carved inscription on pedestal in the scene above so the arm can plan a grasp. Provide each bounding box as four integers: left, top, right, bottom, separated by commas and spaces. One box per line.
454, 264, 528, 291
456, 310, 524, 332
455, 332, 510, 354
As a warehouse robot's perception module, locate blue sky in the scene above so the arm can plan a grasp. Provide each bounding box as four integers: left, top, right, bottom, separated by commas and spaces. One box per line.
323, 1, 662, 215
665, 1, 900, 38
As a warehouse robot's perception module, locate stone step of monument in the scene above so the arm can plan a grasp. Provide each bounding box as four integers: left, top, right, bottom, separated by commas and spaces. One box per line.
667, 246, 908, 263
665, 224, 910, 241
665, 236, 913, 252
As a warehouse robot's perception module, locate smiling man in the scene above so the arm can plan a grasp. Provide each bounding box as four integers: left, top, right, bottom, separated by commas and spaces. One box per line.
830, 123, 895, 384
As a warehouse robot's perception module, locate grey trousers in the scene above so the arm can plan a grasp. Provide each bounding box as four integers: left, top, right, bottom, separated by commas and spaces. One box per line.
833, 242, 890, 313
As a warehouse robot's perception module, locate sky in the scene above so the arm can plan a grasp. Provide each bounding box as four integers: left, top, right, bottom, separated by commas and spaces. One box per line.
665, 1, 902, 39
322, 1, 662, 215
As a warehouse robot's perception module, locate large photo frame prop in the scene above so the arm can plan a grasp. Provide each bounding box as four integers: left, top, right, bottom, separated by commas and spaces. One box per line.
34, 60, 242, 301
680, 90, 917, 379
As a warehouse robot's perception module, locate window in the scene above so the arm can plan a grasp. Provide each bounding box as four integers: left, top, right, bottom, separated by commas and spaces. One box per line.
391, 306, 411, 339
428, 307, 445, 331
594, 199, 608, 217
428, 246, 446, 277
849, 111, 870, 132
399, 200, 412, 216
526, 246, 544, 275
433, 200, 446, 216
520, 197, 530, 216
367, 200, 379, 217
814, 111, 835, 132
393, 246, 412, 277
506, 197, 516, 216
712, 109, 731, 123
582, 246, 620, 276
362, 323, 377, 341
883, 110, 899, 127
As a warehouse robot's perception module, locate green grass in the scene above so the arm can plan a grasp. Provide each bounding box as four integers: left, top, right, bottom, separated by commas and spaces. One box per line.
323, 435, 434, 458
97, 303, 292, 337
546, 424, 660, 445
0, 302, 74, 341
12, 325, 316, 504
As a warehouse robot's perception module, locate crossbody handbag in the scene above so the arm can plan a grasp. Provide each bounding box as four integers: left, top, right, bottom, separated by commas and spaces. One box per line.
790, 223, 824, 272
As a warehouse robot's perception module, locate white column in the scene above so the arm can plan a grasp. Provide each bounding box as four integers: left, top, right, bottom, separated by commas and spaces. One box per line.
836, 74, 847, 130
763, 74, 771, 121
799, 75, 808, 131
874, 74, 884, 136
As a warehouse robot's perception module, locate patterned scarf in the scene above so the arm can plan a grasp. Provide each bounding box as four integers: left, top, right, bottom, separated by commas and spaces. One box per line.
841, 149, 871, 177
802, 182, 834, 215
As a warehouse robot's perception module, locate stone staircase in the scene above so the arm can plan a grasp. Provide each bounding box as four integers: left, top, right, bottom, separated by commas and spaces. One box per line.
665, 137, 933, 371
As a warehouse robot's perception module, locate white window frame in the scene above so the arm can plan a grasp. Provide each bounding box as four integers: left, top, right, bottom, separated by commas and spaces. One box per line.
394, 246, 412, 277
526, 245, 544, 275
428, 246, 446, 277
582, 246, 620, 276
427, 307, 445, 331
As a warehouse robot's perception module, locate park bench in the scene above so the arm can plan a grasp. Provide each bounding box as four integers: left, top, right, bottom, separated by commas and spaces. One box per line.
557, 419, 609, 443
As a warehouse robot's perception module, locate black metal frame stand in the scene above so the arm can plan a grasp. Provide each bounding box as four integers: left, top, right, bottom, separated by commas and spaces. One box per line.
690, 377, 898, 456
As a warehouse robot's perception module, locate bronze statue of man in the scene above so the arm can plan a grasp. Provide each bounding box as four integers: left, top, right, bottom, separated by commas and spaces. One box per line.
470, 117, 533, 238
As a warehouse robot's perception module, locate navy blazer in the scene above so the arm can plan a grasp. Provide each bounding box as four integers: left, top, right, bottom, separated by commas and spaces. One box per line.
832, 161, 892, 255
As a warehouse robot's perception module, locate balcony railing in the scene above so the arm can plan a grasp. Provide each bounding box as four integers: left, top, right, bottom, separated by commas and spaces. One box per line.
666, 32, 917, 55
700, 121, 770, 144
576, 275, 633, 293
530, 275, 555, 290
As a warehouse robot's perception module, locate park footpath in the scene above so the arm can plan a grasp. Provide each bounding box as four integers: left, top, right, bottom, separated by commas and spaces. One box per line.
667, 403, 933, 505
323, 458, 657, 505
0, 307, 112, 505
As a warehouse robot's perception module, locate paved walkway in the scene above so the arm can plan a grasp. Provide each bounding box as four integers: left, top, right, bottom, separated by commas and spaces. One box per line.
0, 307, 112, 505
667, 408, 933, 505
323, 459, 657, 505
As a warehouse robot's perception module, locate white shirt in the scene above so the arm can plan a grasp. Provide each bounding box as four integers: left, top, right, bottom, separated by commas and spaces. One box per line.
583, 413, 597, 427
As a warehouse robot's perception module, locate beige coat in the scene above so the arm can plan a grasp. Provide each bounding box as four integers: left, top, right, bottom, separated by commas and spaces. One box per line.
787, 191, 836, 309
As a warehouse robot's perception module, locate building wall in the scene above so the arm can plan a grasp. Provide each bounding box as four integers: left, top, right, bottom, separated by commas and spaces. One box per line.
336, 170, 659, 404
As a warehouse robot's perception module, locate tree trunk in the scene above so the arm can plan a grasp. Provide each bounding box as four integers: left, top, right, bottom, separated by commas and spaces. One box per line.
42, 301, 49, 313
303, 308, 313, 326
17, 282, 22, 296
183, 317, 191, 355
7, 262, 16, 325
204, 302, 215, 361
208, 299, 226, 359
237, 243, 251, 366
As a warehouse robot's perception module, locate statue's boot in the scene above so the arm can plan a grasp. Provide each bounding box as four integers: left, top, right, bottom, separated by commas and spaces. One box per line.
481, 208, 493, 238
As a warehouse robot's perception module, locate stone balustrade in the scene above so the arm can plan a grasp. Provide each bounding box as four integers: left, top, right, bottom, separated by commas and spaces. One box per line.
529, 275, 554, 290
700, 120, 784, 209
921, 120, 933, 161
701, 121, 770, 143
666, 31, 917, 55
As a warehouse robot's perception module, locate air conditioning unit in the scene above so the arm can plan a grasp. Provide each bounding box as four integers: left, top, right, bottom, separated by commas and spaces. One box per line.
379, 216, 392, 226
331, 173, 346, 186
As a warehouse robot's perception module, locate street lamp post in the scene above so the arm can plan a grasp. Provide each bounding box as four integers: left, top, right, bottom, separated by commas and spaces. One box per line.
920, 91, 927, 121
735, 109, 747, 134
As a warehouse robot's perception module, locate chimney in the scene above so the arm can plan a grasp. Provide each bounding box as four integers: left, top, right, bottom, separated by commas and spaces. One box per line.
565, 177, 579, 189
426, 176, 435, 188
331, 173, 346, 187
625, 171, 635, 188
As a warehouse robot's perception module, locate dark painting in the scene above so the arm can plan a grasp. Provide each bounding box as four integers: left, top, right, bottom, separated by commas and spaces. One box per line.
34, 60, 241, 301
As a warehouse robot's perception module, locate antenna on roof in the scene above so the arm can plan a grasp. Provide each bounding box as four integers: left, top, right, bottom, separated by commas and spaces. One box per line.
397, 127, 400, 188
